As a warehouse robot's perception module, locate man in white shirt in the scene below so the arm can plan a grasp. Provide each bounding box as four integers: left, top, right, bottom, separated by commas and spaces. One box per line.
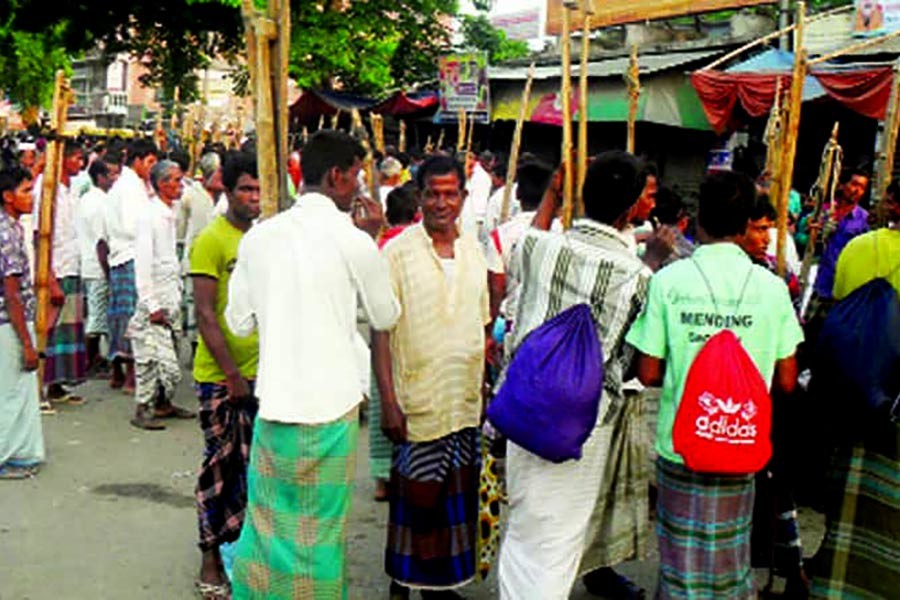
225, 130, 400, 598
76, 158, 120, 375
104, 138, 158, 393
32, 142, 87, 403
128, 160, 194, 430
460, 151, 495, 241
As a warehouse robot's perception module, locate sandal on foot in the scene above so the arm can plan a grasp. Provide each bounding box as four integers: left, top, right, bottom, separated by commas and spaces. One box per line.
195, 580, 230, 600
40, 401, 57, 415
0, 465, 36, 480
155, 405, 196, 419
130, 414, 166, 431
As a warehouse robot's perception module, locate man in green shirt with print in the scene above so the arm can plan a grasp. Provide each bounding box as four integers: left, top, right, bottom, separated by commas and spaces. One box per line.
189, 152, 261, 598
626, 171, 803, 600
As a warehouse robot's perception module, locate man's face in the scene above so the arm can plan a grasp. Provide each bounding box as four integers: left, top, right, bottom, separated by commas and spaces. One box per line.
19, 150, 36, 169
420, 171, 464, 232
156, 167, 184, 205
3, 178, 34, 215
841, 175, 868, 205
738, 216, 773, 261
206, 168, 225, 196
330, 158, 362, 211
227, 173, 261, 222
631, 175, 657, 223
133, 154, 158, 182
63, 150, 84, 177
101, 163, 122, 192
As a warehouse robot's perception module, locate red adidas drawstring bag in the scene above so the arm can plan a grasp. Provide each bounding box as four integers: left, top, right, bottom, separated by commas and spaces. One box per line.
672, 262, 772, 475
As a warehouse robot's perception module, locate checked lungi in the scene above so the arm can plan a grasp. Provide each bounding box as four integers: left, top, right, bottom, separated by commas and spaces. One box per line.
195, 382, 259, 552
809, 421, 900, 599
368, 374, 393, 481
656, 458, 756, 600
83, 278, 109, 337
127, 304, 181, 407
43, 276, 87, 386
232, 408, 358, 600
107, 260, 136, 360
386, 427, 480, 590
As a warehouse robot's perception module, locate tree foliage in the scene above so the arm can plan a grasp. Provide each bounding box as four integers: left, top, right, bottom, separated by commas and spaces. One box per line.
459, 14, 529, 64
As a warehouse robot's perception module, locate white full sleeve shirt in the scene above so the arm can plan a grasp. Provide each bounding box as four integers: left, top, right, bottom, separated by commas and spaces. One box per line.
105, 166, 151, 267
75, 186, 108, 280
225, 192, 401, 425
133, 197, 181, 314
31, 176, 81, 278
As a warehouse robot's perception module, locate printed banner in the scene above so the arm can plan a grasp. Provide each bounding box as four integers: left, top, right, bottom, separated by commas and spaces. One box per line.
437, 52, 491, 124
853, 0, 900, 36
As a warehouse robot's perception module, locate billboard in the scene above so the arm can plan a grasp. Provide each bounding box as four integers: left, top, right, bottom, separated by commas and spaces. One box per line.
853, 0, 900, 36
437, 52, 491, 123
491, 9, 543, 41
546, 0, 777, 36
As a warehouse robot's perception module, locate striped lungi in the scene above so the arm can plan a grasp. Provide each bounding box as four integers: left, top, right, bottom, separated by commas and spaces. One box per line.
107, 260, 136, 360
368, 374, 393, 481
195, 381, 258, 552
232, 409, 358, 600
809, 422, 900, 599
386, 427, 480, 590
656, 458, 756, 600
83, 278, 109, 337
43, 276, 87, 386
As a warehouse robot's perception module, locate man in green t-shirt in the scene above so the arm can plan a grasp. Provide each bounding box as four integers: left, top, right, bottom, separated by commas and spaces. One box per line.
625, 171, 803, 599
189, 152, 260, 597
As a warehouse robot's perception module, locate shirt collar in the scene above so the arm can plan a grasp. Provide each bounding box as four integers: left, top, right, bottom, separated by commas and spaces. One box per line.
569, 219, 633, 251
295, 191, 340, 212
692, 241, 750, 261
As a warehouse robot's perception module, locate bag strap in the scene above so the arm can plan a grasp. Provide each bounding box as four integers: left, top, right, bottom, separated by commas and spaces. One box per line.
690, 257, 755, 323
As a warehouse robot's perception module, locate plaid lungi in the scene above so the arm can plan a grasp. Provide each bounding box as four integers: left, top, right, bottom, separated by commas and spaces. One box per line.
195, 381, 259, 552
232, 409, 358, 600
656, 458, 756, 600
386, 427, 480, 590
83, 278, 109, 337
43, 276, 87, 386
368, 374, 393, 481
809, 422, 900, 599
107, 260, 136, 360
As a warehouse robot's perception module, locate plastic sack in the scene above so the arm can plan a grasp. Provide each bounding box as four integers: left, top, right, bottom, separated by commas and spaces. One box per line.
487, 303, 603, 463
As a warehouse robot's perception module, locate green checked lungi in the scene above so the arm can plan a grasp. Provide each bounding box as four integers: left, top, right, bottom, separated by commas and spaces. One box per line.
232, 408, 358, 600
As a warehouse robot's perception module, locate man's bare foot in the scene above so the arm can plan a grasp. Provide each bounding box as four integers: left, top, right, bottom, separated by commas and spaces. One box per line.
154, 402, 196, 419
374, 478, 389, 502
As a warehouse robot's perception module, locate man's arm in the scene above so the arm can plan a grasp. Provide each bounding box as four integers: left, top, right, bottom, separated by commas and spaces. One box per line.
194, 275, 250, 399
348, 235, 400, 331
372, 330, 406, 443
488, 272, 506, 321
773, 355, 798, 397
3, 276, 38, 371
532, 168, 563, 231
97, 239, 110, 280
635, 353, 665, 388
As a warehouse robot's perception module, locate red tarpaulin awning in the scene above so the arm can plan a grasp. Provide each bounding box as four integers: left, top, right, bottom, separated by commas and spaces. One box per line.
691, 67, 894, 133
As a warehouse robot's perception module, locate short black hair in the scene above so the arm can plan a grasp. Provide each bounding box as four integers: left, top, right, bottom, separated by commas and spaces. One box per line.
88, 160, 110, 186
749, 194, 777, 222
416, 155, 466, 191
698, 170, 756, 238
386, 183, 418, 226
886, 179, 900, 199
127, 138, 158, 164
839, 167, 870, 185
64, 142, 83, 157
516, 160, 553, 211
168, 148, 191, 174
221, 151, 258, 192
0, 167, 32, 201
651, 186, 685, 226
581, 151, 646, 225
301, 130, 366, 186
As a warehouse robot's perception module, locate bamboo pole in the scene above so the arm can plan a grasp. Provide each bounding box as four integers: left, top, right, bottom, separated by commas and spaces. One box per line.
457, 109, 467, 153
465, 113, 476, 159
351, 108, 379, 208
331, 109, 341, 130
626, 44, 640, 154
501, 63, 536, 224
35, 71, 72, 386
775, 2, 806, 277
874, 60, 900, 226
560, 2, 575, 229
272, 0, 290, 211
399, 120, 407, 153
170, 86, 180, 133
317, 114, 325, 132
764, 78, 784, 179
370, 113, 385, 153
424, 135, 433, 153
576, 0, 592, 218
799, 122, 841, 295
809, 27, 900, 66
436, 129, 445, 151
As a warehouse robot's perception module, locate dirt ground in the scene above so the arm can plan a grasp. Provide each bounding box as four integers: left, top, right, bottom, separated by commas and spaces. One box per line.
0, 376, 826, 599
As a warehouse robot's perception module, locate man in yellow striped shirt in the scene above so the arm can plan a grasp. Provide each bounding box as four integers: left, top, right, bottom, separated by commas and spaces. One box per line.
373, 154, 490, 600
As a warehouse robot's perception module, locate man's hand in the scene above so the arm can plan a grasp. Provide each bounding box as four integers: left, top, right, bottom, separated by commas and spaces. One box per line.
643, 225, 677, 272
381, 399, 407, 444
353, 195, 386, 239
149, 310, 169, 326
49, 276, 65, 307
22, 344, 39, 371
225, 372, 252, 403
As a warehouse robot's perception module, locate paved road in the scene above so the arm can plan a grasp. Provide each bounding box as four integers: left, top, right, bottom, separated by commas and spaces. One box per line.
1, 376, 825, 599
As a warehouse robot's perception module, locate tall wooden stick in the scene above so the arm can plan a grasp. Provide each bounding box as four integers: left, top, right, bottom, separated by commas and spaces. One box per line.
501, 63, 536, 224
626, 44, 640, 154
317, 114, 325, 132
465, 113, 476, 159
35, 71, 72, 384
560, 2, 576, 229
576, 0, 592, 218
457, 109, 467, 153
875, 60, 900, 226
436, 129, 445, 152
775, 2, 806, 277
351, 108, 379, 208
399, 120, 407, 153
799, 122, 841, 296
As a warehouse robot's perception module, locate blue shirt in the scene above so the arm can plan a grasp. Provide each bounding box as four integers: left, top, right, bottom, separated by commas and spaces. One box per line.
814, 205, 869, 299
0, 211, 36, 325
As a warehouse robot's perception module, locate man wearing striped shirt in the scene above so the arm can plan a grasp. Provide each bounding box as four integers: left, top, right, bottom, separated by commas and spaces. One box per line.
373, 155, 490, 600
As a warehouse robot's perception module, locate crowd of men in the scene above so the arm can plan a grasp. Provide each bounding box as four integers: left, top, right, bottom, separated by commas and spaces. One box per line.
0, 127, 898, 600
